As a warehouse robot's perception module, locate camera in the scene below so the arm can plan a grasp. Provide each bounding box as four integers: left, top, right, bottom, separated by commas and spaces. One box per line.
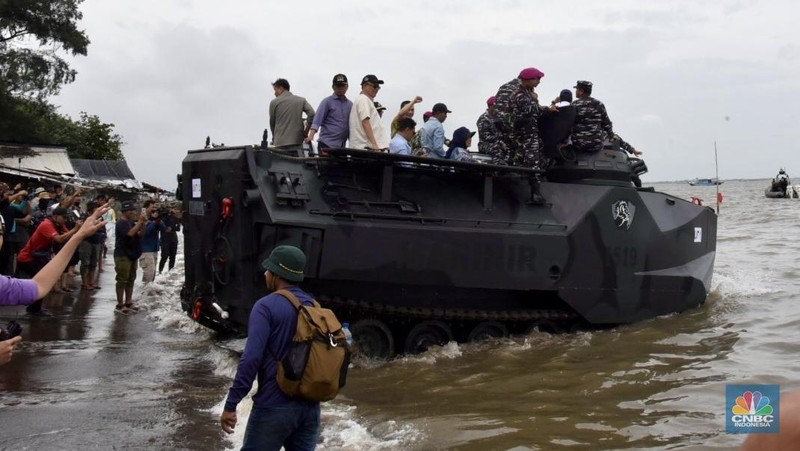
0, 320, 22, 341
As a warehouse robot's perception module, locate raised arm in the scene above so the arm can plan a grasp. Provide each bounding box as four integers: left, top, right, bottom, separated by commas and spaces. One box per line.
32, 205, 109, 299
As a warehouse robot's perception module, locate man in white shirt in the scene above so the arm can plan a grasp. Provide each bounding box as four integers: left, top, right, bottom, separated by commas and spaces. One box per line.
348, 74, 389, 151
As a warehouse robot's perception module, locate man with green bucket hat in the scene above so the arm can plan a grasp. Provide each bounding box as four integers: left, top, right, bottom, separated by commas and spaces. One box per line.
221, 245, 321, 450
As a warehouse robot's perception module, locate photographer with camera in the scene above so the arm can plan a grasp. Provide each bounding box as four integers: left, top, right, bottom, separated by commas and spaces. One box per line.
139, 201, 165, 284
1, 205, 110, 364
159, 207, 181, 274
78, 202, 105, 290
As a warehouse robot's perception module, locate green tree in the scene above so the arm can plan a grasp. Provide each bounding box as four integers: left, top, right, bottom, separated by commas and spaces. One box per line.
0, 96, 124, 160
0, 0, 90, 99
58, 112, 125, 160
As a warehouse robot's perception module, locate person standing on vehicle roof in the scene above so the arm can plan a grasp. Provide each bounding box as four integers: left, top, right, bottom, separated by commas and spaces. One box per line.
391, 96, 423, 137
493, 67, 554, 168
494, 67, 554, 205
305, 74, 353, 152
476, 96, 503, 157
421, 102, 451, 158
348, 74, 390, 151
221, 245, 320, 451
269, 78, 316, 149
570, 80, 614, 153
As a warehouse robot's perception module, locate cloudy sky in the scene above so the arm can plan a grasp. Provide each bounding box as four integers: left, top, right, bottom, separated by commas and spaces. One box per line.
53, 0, 799, 189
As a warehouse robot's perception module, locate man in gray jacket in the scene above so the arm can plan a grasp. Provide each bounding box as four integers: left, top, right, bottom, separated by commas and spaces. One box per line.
269, 78, 316, 148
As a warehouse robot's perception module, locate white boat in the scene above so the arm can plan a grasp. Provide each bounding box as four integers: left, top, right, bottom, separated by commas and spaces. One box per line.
688, 178, 723, 186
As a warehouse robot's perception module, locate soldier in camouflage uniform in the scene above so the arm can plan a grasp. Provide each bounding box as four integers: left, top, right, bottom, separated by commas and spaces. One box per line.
611, 133, 644, 187
494, 67, 553, 204
493, 67, 549, 168
612, 134, 642, 156
571, 80, 614, 153
476, 96, 503, 157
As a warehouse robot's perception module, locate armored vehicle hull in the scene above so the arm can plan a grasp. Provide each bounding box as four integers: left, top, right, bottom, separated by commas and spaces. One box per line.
180, 142, 716, 358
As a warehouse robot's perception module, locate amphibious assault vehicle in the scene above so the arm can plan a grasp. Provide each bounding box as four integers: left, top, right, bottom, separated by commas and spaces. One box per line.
179, 115, 717, 358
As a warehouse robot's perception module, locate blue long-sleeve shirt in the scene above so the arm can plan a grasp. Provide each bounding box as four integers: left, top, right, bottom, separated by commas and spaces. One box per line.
421, 117, 446, 158
141, 221, 164, 253
224, 286, 315, 412
311, 94, 353, 148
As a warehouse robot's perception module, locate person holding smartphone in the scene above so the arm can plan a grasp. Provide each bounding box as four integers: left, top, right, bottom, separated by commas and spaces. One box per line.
113, 200, 150, 314
1, 205, 109, 364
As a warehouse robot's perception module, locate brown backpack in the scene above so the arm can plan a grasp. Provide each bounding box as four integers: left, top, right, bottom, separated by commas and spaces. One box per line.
273, 289, 350, 402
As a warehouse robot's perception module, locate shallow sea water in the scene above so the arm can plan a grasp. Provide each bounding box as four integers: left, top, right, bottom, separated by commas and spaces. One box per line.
1, 179, 796, 450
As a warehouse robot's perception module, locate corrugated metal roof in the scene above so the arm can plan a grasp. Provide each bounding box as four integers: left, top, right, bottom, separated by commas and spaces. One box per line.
71, 159, 136, 179
0, 144, 75, 174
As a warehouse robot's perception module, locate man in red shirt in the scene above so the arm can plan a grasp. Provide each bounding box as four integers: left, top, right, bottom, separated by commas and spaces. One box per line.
16, 207, 81, 315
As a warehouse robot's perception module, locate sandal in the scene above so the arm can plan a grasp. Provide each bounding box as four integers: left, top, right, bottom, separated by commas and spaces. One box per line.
125, 303, 140, 312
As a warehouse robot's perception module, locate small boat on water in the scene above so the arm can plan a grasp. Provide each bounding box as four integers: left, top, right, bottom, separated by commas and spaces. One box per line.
765, 169, 798, 198
688, 178, 723, 186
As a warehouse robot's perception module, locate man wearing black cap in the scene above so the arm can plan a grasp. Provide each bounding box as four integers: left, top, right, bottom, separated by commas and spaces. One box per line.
269, 78, 316, 149
221, 245, 320, 450
306, 74, 353, 152
421, 102, 451, 158
552, 89, 573, 107
571, 80, 614, 153
16, 207, 81, 315
348, 74, 389, 151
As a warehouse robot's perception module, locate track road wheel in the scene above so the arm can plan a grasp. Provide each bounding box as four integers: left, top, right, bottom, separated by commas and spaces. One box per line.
351, 319, 395, 360
404, 320, 453, 355
468, 321, 509, 342
525, 319, 561, 335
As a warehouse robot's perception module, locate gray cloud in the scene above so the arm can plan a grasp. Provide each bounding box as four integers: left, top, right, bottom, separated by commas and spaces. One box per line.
52, 1, 800, 188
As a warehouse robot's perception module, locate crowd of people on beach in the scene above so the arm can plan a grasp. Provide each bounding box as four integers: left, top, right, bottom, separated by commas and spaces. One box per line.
0, 182, 182, 366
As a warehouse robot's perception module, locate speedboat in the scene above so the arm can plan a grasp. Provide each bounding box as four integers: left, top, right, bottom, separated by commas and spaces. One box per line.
688, 178, 723, 186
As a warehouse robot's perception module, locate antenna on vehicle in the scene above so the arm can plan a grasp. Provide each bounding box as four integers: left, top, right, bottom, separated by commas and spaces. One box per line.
714, 141, 721, 214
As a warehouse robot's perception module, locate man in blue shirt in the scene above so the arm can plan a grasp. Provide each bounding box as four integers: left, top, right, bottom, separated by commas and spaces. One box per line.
421, 102, 451, 158
305, 73, 353, 152
221, 245, 320, 451
139, 206, 164, 283
389, 118, 416, 157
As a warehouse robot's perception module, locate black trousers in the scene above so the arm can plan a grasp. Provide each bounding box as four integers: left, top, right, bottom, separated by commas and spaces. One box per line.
159, 240, 178, 272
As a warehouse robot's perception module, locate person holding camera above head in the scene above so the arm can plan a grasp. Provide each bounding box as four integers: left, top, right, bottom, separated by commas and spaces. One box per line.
78, 201, 105, 290
0, 185, 30, 276
2, 205, 109, 363
159, 207, 181, 274
15, 207, 82, 315
1, 204, 109, 360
